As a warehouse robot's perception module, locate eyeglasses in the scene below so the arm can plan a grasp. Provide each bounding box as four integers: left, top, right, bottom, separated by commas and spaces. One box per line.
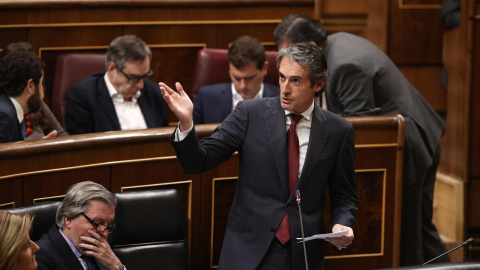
118, 68, 153, 84
81, 213, 116, 233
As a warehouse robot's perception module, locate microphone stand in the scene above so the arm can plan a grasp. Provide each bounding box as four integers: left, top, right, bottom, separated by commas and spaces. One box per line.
296, 190, 309, 270
423, 238, 474, 265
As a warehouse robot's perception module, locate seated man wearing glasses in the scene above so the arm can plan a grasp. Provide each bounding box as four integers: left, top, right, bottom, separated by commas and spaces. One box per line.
65, 35, 169, 135
36, 181, 126, 270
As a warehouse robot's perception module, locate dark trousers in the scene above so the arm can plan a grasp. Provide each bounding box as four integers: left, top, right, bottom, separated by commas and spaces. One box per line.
400, 144, 449, 265
257, 238, 293, 270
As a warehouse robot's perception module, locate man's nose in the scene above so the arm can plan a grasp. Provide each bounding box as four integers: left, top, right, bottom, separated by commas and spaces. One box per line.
135, 79, 144, 89
99, 229, 109, 239
239, 79, 247, 89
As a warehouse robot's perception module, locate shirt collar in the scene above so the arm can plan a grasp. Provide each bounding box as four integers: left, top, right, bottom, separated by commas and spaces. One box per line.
59, 227, 83, 258
231, 83, 264, 101
104, 72, 141, 103
9, 97, 24, 123
284, 101, 315, 121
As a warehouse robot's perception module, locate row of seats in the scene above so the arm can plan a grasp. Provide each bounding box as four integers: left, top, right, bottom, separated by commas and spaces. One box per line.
8, 189, 189, 270
51, 49, 279, 128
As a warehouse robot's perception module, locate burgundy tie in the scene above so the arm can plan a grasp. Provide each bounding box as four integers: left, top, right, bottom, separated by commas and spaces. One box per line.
276, 114, 303, 245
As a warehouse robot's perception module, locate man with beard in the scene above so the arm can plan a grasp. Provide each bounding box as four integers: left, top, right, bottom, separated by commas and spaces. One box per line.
65, 35, 169, 135
0, 51, 45, 143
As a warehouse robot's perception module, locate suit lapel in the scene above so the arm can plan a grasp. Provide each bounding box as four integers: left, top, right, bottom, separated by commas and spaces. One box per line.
265, 98, 289, 197
98, 78, 121, 130
297, 105, 330, 191
220, 86, 233, 118
49, 227, 85, 270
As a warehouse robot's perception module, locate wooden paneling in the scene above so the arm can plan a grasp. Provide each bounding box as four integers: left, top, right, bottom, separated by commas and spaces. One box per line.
389, 0, 443, 64
399, 66, 447, 114
470, 19, 480, 177
0, 178, 23, 209
23, 168, 110, 205
322, 0, 368, 14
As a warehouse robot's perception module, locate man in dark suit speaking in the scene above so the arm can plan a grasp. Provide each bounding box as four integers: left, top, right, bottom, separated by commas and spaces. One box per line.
193, 35, 280, 124
160, 43, 358, 270
65, 35, 169, 135
274, 14, 448, 266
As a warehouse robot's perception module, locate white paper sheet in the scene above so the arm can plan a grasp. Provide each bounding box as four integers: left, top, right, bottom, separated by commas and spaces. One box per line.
296, 230, 348, 242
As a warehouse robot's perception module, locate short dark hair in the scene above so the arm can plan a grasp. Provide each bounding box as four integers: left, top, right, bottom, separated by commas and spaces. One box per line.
106, 35, 152, 71
274, 13, 327, 47
227, 35, 266, 70
0, 51, 44, 97
276, 43, 328, 96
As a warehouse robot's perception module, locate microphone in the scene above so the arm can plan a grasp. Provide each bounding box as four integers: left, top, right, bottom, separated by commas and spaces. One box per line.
296, 189, 309, 270
423, 238, 474, 265
343, 107, 382, 116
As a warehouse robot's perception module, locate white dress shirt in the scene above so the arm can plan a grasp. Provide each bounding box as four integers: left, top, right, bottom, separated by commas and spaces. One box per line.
104, 73, 147, 130
9, 97, 24, 124
231, 83, 264, 111
284, 102, 314, 178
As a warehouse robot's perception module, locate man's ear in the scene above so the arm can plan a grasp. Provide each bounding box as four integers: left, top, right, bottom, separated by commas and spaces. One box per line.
309, 41, 323, 51
262, 61, 269, 76
25, 79, 35, 95
314, 81, 325, 94
107, 61, 116, 73
64, 216, 74, 229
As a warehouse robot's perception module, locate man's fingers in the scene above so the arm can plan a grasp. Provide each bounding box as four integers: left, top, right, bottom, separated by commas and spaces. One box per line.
175, 82, 184, 93
159, 82, 175, 94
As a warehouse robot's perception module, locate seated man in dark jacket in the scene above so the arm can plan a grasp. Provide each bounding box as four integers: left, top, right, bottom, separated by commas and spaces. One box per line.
65, 35, 169, 135
193, 35, 280, 124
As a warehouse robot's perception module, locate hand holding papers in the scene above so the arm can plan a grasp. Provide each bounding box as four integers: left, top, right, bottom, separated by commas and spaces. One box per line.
296, 229, 348, 243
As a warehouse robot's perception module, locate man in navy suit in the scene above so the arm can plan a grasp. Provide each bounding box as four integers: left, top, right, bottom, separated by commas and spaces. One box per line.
160, 43, 358, 270
193, 36, 280, 124
65, 35, 169, 135
0, 51, 45, 143
36, 181, 126, 270
274, 14, 448, 266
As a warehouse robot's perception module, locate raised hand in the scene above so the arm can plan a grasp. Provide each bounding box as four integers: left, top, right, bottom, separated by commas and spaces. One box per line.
159, 82, 193, 131
79, 230, 122, 270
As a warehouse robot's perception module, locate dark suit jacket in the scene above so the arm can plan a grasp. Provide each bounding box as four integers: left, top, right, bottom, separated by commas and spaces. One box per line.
172, 97, 358, 270
65, 73, 169, 135
0, 93, 23, 143
36, 225, 107, 270
323, 32, 447, 265
192, 82, 280, 124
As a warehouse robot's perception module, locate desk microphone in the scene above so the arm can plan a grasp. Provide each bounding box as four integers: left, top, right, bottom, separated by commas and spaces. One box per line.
343, 107, 382, 116
423, 237, 474, 265
296, 189, 309, 270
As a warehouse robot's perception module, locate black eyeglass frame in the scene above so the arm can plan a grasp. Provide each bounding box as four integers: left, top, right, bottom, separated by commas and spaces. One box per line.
80, 212, 116, 233
117, 68, 153, 84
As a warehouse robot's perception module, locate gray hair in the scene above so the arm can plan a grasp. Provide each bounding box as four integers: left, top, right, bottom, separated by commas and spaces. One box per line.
276, 43, 328, 95
56, 181, 117, 228
106, 35, 152, 71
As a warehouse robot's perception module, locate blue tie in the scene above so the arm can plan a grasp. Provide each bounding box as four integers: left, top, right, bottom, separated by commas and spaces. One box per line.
20, 120, 25, 140
80, 255, 98, 270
